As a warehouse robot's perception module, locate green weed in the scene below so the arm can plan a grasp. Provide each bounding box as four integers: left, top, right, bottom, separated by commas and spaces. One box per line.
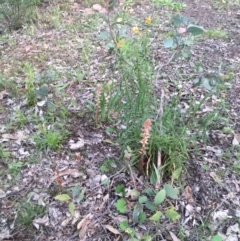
150, 0, 187, 11
205, 29, 229, 40
0, 0, 40, 30
17, 201, 46, 226
35, 129, 66, 150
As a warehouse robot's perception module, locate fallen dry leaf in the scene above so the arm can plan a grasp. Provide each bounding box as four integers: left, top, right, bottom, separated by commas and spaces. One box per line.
232, 135, 239, 146
169, 231, 181, 241
33, 215, 50, 230
184, 186, 194, 203
0, 90, 8, 100
69, 139, 85, 150
2, 131, 27, 144
77, 213, 93, 240
52, 169, 81, 180
83, 8, 94, 15
104, 224, 121, 235
210, 172, 221, 183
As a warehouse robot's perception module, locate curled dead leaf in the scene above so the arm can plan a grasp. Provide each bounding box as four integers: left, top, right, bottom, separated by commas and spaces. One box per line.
184, 186, 194, 203
33, 215, 49, 230
169, 231, 181, 241
210, 172, 221, 183
77, 213, 93, 240
104, 224, 121, 235
52, 169, 81, 180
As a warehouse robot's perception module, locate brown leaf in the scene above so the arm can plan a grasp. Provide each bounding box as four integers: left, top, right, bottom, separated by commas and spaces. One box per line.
104, 224, 121, 235
32, 215, 49, 230
25, 45, 32, 52
169, 231, 181, 241
52, 169, 81, 180
184, 186, 194, 203
77, 213, 93, 240
210, 172, 221, 183
0, 90, 8, 100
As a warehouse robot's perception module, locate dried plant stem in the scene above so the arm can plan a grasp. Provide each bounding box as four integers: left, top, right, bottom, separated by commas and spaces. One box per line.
155, 89, 164, 189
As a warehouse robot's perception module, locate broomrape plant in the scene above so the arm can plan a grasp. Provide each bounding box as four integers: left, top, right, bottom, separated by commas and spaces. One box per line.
139, 118, 152, 168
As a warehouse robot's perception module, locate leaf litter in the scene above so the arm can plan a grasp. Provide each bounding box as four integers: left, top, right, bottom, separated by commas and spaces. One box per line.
0, 0, 240, 240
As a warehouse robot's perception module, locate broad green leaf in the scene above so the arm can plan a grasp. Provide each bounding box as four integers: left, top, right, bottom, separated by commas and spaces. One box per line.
55, 194, 71, 201
172, 167, 182, 180
45, 70, 56, 79
115, 199, 127, 213
202, 78, 212, 90
72, 186, 81, 198
139, 212, 146, 224
182, 50, 191, 59
193, 78, 201, 87
164, 184, 178, 199
133, 203, 142, 223
163, 38, 174, 48
115, 184, 126, 196
119, 27, 128, 37
139, 196, 148, 204
187, 24, 205, 36
119, 221, 128, 231
182, 17, 189, 24
105, 41, 115, 50
149, 211, 162, 222
154, 189, 166, 205
130, 189, 140, 200
145, 201, 156, 211
211, 235, 223, 241
69, 202, 75, 216
143, 188, 155, 196
172, 15, 183, 25
75, 187, 86, 202
36, 85, 48, 99
102, 178, 110, 185
165, 207, 181, 221
100, 31, 110, 40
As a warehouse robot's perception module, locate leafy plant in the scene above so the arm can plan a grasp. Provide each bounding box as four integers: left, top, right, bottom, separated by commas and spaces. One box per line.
17, 201, 46, 226
115, 184, 180, 225
35, 129, 65, 150
55, 186, 86, 216
100, 158, 116, 173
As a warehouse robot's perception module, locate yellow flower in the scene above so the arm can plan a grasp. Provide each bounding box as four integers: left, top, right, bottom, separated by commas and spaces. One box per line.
117, 40, 123, 47
145, 17, 152, 25
132, 27, 139, 34
221, 93, 226, 99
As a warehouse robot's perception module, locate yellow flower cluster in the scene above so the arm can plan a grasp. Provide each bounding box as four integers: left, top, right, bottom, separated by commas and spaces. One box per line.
132, 27, 139, 34
117, 40, 123, 47
117, 17, 152, 47
145, 17, 152, 25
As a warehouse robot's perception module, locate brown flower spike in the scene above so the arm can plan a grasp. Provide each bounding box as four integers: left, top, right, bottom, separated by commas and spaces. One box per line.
139, 118, 151, 167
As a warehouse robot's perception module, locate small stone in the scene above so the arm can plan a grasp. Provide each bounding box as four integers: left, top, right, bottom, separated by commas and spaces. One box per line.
92, 175, 101, 184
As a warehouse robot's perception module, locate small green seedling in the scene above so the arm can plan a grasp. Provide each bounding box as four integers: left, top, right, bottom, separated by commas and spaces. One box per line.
55, 186, 85, 216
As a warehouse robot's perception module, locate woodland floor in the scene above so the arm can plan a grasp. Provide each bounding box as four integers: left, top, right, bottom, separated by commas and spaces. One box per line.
0, 0, 240, 240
